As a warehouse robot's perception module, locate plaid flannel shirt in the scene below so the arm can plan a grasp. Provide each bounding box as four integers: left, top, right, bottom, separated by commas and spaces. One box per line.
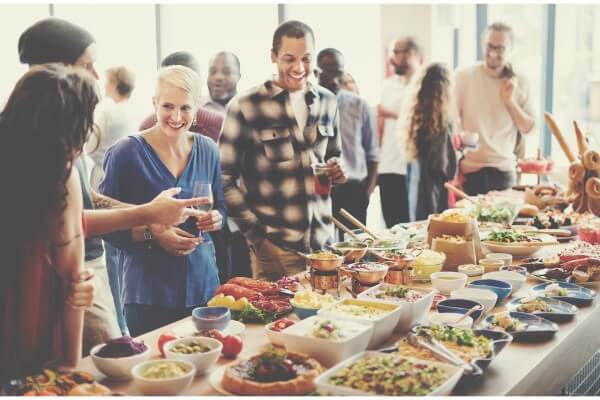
219, 79, 341, 253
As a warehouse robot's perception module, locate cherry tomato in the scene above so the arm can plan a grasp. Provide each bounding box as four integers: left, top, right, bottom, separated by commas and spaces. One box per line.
157, 332, 179, 356
222, 335, 243, 358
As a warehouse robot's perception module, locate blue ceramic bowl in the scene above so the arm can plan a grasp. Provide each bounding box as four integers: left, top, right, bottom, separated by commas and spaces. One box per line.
437, 298, 484, 321
191, 306, 231, 332
469, 279, 512, 304
290, 300, 319, 319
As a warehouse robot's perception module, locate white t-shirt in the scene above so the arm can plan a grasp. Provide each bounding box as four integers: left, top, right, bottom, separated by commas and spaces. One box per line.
379, 75, 408, 175
455, 64, 534, 174
290, 89, 308, 133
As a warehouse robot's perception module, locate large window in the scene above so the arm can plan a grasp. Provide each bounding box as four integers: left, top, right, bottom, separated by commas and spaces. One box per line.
0, 5, 49, 103
488, 4, 545, 160
284, 4, 381, 105
160, 4, 278, 98
552, 4, 600, 166
53, 4, 157, 125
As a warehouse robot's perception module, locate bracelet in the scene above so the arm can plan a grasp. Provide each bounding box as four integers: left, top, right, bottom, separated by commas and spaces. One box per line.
143, 226, 153, 250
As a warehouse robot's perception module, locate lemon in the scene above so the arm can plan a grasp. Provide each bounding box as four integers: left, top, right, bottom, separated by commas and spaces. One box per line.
230, 297, 249, 311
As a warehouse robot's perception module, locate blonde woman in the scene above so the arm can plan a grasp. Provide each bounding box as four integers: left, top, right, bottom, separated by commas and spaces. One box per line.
100, 66, 224, 336
397, 63, 457, 220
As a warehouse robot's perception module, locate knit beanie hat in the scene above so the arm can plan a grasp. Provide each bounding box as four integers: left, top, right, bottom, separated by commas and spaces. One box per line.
18, 17, 95, 65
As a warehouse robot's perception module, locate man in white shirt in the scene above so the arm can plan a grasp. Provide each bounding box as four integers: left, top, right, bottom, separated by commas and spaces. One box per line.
377, 37, 421, 227
455, 22, 535, 196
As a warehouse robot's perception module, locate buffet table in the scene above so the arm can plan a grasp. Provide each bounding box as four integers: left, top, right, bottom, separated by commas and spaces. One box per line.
76, 247, 600, 396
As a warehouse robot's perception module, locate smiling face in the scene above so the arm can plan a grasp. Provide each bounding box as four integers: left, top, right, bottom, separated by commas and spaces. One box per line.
207, 53, 240, 102
271, 35, 314, 92
153, 84, 196, 138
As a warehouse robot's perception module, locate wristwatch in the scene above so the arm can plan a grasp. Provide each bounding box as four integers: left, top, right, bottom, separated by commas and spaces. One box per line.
143, 226, 153, 250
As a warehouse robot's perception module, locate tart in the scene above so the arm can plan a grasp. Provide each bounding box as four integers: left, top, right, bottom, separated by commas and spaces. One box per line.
221, 349, 323, 395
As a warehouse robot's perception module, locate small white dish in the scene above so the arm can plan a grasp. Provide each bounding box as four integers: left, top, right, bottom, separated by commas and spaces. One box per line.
164, 337, 222, 376
458, 264, 484, 277
450, 287, 497, 314
485, 253, 513, 267
483, 270, 526, 295
131, 359, 195, 395
430, 272, 468, 295
90, 342, 151, 381
429, 312, 473, 329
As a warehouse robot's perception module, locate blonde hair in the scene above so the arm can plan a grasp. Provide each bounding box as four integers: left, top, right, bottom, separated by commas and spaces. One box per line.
154, 65, 202, 106
397, 63, 455, 161
106, 66, 135, 98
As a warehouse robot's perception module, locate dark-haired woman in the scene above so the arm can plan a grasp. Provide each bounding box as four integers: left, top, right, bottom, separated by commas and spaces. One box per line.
0, 64, 98, 381
398, 63, 457, 220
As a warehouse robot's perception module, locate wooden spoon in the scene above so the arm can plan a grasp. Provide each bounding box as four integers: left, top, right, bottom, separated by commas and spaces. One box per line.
444, 182, 478, 206
339, 208, 380, 241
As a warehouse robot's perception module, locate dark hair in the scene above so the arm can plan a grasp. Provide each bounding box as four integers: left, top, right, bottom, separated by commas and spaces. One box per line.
106, 66, 136, 98
0, 64, 99, 253
317, 48, 343, 65
211, 51, 241, 73
272, 20, 314, 54
406, 63, 452, 158
393, 36, 421, 55
483, 21, 515, 45
161, 51, 200, 74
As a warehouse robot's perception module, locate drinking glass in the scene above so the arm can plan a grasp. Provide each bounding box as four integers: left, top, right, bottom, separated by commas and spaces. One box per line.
192, 182, 213, 240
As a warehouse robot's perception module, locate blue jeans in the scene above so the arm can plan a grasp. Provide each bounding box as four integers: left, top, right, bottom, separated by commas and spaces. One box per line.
104, 242, 128, 335
124, 304, 194, 337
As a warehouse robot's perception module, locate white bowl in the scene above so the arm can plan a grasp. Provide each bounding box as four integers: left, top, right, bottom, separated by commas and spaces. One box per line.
90, 342, 151, 381
457, 264, 484, 277
485, 253, 513, 267
131, 359, 195, 395
314, 351, 463, 396
479, 258, 504, 273
358, 283, 434, 332
430, 272, 468, 295
318, 299, 402, 349
164, 337, 222, 376
483, 270, 526, 295
278, 316, 374, 367
429, 312, 473, 329
264, 321, 286, 347
450, 287, 498, 314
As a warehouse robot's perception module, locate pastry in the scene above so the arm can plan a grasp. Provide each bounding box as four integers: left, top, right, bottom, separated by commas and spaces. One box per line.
221, 349, 323, 395
68, 382, 112, 396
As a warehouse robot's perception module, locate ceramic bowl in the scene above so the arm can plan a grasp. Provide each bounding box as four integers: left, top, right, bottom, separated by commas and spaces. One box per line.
191, 307, 231, 332
430, 272, 468, 295
468, 279, 512, 304
450, 287, 497, 313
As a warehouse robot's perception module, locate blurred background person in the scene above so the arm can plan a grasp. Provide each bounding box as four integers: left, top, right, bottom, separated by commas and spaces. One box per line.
201, 51, 241, 115
399, 63, 457, 220
340, 71, 359, 95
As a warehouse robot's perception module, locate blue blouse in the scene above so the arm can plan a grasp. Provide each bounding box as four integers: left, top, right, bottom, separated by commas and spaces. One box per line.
100, 134, 225, 308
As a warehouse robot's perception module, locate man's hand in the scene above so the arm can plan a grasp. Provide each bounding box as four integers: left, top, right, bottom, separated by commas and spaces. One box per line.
67, 269, 94, 309
195, 210, 223, 233
152, 225, 203, 256
500, 78, 516, 105
326, 158, 348, 184
147, 187, 210, 226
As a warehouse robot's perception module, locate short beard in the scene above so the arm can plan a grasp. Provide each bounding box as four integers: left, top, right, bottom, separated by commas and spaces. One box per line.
394, 64, 407, 76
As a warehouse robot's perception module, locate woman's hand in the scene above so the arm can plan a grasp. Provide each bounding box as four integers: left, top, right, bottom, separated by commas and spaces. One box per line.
195, 210, 223, 233
66, 269, 95, 309
152, 225, 202, 256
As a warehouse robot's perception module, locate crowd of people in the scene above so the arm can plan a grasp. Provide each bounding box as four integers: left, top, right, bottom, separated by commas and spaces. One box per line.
0, 16, 535, 381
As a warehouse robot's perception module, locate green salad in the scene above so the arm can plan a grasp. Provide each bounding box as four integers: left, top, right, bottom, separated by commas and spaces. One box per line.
485, 230, 539, 243
476, 205, 515, 225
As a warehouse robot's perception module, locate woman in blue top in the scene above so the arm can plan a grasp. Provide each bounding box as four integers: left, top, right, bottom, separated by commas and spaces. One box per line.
100, 65, 225, 336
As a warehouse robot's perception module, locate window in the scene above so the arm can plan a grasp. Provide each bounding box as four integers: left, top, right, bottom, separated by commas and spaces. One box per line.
284, 4, 381, 104
488, 4, 545, 160
552, 4, 600, 166
160, 4, 278, 98
0, 4, 49, 103
53, 4, 157, 125
432, 4, 477, 69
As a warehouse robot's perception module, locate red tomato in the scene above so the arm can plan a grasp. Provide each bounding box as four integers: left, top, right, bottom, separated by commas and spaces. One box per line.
157, 332, 179, 356
222, 335, 243, 359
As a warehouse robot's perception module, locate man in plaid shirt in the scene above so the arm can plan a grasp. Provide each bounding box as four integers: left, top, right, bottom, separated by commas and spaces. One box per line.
219, 20, 347, 281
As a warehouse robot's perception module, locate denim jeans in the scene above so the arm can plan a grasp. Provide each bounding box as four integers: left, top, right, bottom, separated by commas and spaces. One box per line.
104, 242, 128, 335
